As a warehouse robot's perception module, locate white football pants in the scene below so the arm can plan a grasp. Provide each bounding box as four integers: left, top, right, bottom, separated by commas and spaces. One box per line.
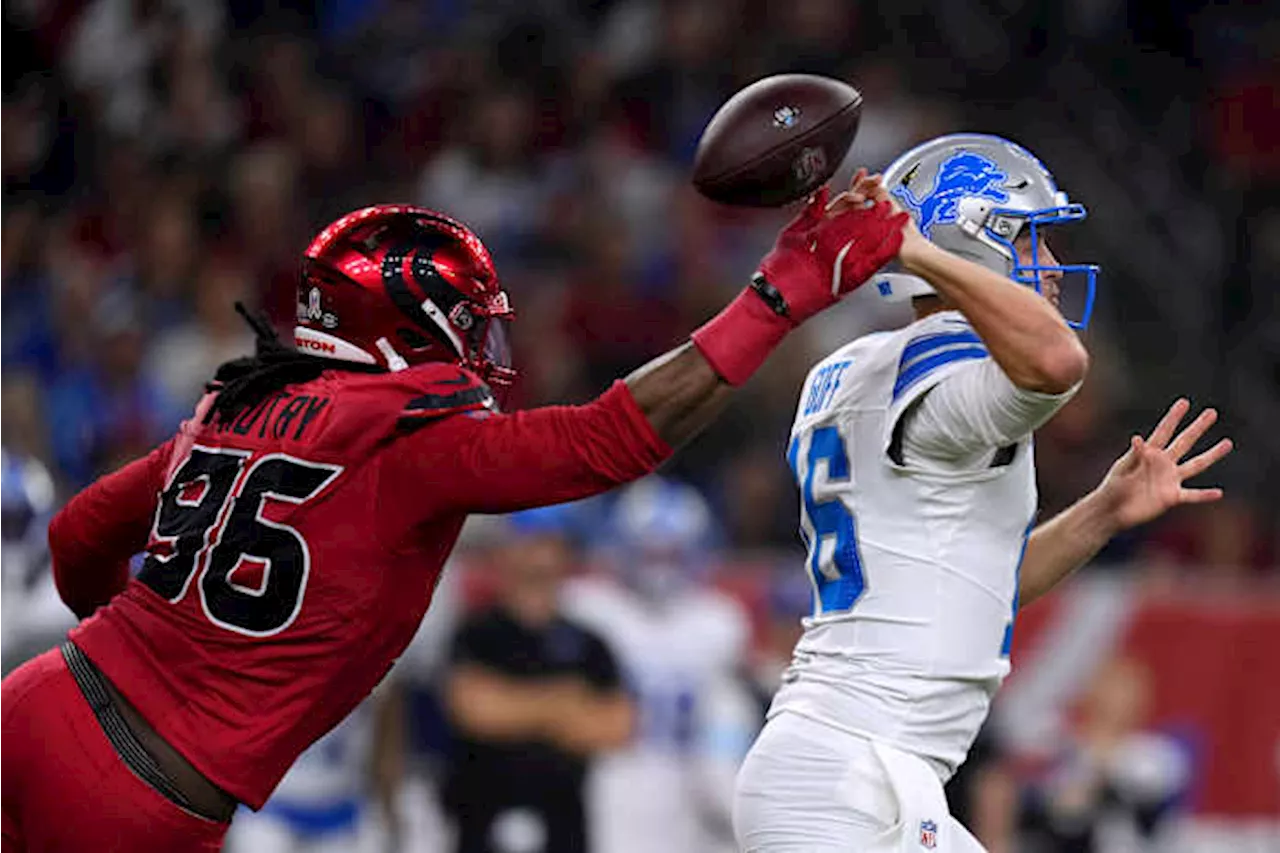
733, 712, 986, 853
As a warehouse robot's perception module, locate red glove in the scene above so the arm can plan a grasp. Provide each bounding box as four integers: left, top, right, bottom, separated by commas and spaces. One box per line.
692, 189, 908, 385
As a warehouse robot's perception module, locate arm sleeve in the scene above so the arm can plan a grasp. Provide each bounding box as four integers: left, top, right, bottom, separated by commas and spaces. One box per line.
900, 358, 1079, 462
49, 438, 174, 619
391, 381, 672, 517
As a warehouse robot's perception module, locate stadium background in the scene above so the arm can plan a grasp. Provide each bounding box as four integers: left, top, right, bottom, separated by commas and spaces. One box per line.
2, 0, 1276, 851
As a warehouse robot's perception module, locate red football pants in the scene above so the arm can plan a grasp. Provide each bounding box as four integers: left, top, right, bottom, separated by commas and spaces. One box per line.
1, 647, 229, 852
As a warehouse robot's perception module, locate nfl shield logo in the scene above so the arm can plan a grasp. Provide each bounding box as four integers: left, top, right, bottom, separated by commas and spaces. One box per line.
918, 819, 938, 849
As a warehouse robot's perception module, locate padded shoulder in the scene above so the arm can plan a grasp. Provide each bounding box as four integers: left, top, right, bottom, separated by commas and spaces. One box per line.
390, 364, 497, 430
320, 363, 496, 450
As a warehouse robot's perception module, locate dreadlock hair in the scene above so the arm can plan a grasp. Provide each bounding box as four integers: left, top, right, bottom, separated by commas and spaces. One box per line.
203, 303, 385, 426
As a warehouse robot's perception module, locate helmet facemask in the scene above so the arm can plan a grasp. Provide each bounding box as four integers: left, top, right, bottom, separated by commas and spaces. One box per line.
958, 200, 1099, 330
881, 134, 1100, 329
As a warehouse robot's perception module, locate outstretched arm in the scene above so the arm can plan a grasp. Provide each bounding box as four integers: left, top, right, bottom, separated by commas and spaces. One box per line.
622, 343, 733, 449
49, 438, 174, 618
1018, 399, 1233, 606
637, 176, 904, 448
404, 181, 907, 516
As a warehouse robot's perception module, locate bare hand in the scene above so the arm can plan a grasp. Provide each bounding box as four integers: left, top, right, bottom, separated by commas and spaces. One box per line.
1096, 399, 1233, 532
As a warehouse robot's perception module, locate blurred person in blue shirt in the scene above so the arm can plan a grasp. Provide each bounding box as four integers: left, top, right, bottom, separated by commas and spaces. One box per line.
2, 203, 61, 380
44, 290, 183, 485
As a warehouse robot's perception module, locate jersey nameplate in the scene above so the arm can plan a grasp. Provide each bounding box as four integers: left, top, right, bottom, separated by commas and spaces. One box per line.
802, 359, 852, 417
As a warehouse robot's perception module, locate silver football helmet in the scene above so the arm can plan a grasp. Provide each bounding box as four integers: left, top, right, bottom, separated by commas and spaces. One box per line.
873, 133, 1099, 329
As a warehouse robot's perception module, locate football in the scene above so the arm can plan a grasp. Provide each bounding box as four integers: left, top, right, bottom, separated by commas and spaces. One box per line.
692, 74, 863, 207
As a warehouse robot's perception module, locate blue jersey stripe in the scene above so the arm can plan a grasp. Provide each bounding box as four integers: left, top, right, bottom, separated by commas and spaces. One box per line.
892, 345, 988, 401
899, 330, 983, 367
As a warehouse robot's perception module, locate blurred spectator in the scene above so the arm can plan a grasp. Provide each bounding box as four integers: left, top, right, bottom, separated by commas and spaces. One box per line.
1020, 657, 1193, 853
144, 257, 255, 409
443, 507, 633, 853
64, 0, 223, 138
565, 477, 757, 853
717, 445, 796, 550
1141, 498, 1277, 584
945, 722, 1019, 853
125, 185, 203, 330
418, 84, 560, 262
609, 0, 739, 163
1, 374, 52, 471
750, 569, 811, 699
560, 210, 680, 390
2, 1, 1278, 846
2, 204, 60, 379
44, 290, 183, 485
225, 141, 305, 325
762, 0, 859, 78
0, 448, 73, 674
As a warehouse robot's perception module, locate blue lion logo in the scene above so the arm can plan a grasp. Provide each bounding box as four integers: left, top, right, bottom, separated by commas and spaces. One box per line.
892, 151, 1010, 238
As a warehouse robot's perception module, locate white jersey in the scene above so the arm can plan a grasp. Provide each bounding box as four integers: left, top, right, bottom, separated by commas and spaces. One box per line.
564, 577, 756, 853
771, 310, 1074, 778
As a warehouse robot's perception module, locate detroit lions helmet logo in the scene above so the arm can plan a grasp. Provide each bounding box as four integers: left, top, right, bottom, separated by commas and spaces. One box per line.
892, 151, 1010, 238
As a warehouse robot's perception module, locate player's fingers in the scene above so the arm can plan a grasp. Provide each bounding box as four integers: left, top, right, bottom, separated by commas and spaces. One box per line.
847, 167, 868, 192
1146, 398, 1191, 449
1115, 435, 1143, 470
801, 186, 831, 223
1168, 407, 1218, 460
858, 174, 890, 204
1178, 486, 1224, 504
825, 190, 853, 213
1177, 437, 1233, 480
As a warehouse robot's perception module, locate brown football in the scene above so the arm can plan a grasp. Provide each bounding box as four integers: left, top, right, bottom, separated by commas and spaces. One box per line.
692, 74, 863, 207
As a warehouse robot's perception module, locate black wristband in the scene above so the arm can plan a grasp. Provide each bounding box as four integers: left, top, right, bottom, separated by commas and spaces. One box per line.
749, 272, 790, 319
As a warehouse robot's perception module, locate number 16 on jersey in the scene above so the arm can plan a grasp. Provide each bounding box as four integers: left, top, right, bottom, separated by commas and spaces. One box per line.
788, 426, 866, 617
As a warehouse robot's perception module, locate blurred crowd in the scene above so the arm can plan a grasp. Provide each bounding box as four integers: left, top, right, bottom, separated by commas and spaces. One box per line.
5, 0, 1278, 564
2, 1, 1278, 851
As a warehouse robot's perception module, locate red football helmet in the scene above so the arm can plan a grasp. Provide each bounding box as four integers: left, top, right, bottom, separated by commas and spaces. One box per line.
295, 204, 516, 387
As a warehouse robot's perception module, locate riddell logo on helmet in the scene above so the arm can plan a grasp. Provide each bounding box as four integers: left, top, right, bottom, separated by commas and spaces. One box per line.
297, 337, 337, 354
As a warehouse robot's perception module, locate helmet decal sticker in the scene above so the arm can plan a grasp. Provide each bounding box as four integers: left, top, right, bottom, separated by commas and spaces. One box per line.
892, 151, 1010, 238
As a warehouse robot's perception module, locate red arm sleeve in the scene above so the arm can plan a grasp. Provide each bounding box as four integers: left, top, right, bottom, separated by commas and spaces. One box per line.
389, 381, 672, 517
49, 438, 174, 619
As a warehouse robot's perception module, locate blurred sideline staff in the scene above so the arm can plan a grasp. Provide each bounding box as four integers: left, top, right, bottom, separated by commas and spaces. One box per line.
565, 477, 758, 853
443, 507, 633, 853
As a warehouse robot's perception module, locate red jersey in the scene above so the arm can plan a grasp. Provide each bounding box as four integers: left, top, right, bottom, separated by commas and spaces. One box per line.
51, 363, 669, 809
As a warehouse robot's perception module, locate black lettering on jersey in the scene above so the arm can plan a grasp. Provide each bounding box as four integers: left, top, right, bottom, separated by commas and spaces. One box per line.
272, 395, 311, 439
199, 455, 341, 635
232, 396, 272, 436
140, 448, 343, 636
294, 397, 329, 440
138, 447, 250, 601
256, 392, 287, 439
